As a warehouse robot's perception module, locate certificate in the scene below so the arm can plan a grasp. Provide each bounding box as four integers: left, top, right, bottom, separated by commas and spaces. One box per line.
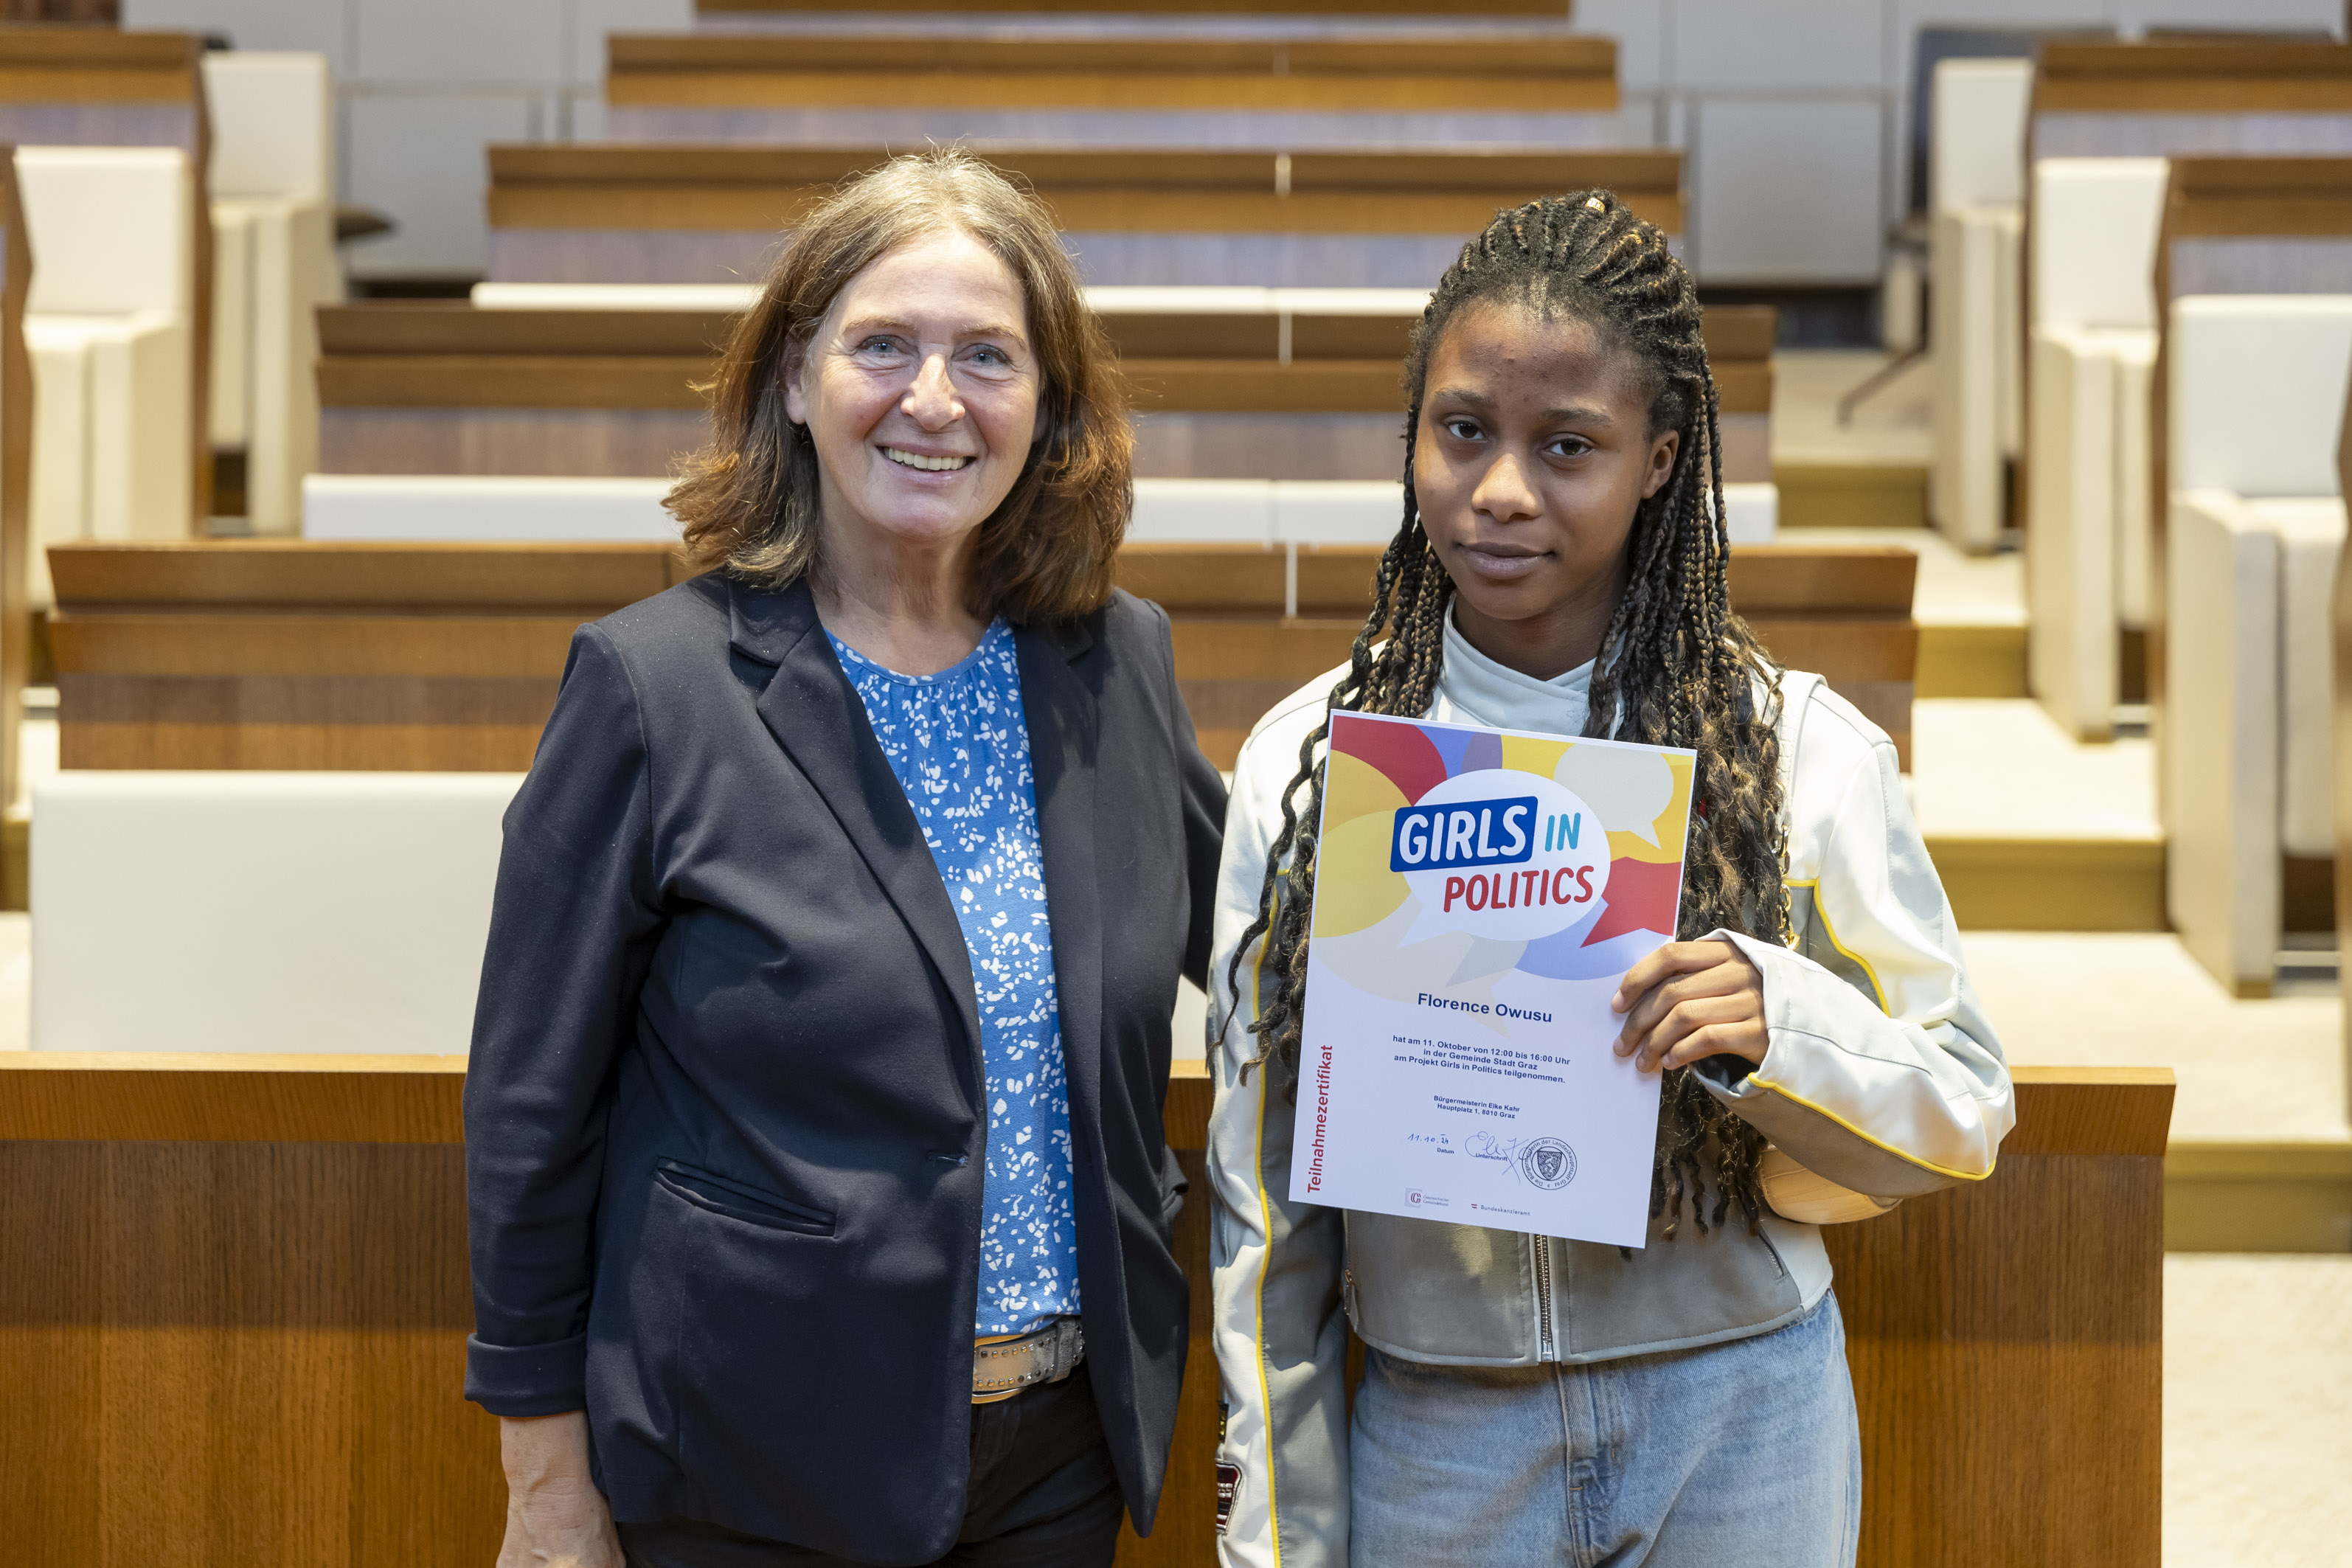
1290, 710, 1697, 1248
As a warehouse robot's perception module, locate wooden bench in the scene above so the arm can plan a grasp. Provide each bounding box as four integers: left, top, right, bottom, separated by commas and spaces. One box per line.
52, 535, 1899, 775
315, 288, 1756, 488
697, 0, 1569, 13
0, 28, 214, 527
1116, 540, 1914, 769
602, 31, 1620, 149
314, 302, 724, 480
2031, 40, 2352, 150
0, 1057, 2170, 1568
47, 540, 693, 772
485, 144, 1682, 288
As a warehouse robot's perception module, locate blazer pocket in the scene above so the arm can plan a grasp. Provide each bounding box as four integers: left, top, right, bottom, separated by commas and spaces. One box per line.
654, 1158, 836, 1238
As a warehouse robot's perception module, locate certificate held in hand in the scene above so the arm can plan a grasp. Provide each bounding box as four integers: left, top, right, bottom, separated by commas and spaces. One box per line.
1293, 711, 1697, 1248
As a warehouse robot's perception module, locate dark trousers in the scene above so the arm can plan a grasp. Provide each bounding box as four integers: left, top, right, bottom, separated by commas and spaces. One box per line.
617, 1362, 1124, 1568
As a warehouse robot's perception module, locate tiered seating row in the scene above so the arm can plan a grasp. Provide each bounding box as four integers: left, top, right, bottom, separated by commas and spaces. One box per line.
485, 145, 1682, 289
311, 293, 1772, 490
602, 32, 1620, 152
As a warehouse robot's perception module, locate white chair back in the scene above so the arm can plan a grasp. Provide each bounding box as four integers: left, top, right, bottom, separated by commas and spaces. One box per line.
1932, 59, 2033, 213
15, 145, 191, 317
2030, 158, 2168, 332
202, 52, 331, 204
2169, 294, 2352, 499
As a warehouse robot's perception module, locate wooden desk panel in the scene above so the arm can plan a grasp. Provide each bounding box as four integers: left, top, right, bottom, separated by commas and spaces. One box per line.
1825, 1067, 2172, 1568
0, 1061, 2163, 1567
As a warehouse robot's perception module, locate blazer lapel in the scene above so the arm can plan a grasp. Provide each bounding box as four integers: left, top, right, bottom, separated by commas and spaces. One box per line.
1016, 616, 1105, 1167
730, 579, 985, 1069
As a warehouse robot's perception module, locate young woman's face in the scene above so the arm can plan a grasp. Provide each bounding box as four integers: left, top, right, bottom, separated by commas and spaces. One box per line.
1413, 302, 1680, 648
784, 228, 1044, 563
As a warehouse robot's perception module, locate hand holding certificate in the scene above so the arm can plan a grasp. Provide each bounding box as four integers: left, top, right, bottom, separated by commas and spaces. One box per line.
1291, 710, 1697, 1248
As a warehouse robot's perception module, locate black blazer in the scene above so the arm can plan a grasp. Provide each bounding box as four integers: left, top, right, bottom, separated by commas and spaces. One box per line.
462, 574, 1224, 1564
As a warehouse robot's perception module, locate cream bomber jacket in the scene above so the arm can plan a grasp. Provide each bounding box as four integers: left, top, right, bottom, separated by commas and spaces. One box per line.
1202, 623, 2013, 1568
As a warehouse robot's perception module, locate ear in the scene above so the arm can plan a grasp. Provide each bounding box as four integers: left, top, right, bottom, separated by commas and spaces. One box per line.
1640, 429, 1680, 500
783, 340, 811, 428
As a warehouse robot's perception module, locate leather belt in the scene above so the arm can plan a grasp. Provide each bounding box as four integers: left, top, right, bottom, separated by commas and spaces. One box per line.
973, 1316, 1084, 1402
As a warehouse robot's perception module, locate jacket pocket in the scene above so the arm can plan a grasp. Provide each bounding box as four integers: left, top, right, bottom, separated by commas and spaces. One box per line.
654, 1158, 836, 1237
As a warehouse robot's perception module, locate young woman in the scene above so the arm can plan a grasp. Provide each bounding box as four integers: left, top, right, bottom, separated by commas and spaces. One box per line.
1204, 192, 2013, 1567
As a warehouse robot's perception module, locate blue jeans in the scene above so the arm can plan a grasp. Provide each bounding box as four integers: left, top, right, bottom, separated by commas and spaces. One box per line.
1350, 1292, 1860, 1567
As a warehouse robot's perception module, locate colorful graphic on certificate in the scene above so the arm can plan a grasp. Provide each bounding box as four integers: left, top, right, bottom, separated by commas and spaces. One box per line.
1290, 710, 1697, 1248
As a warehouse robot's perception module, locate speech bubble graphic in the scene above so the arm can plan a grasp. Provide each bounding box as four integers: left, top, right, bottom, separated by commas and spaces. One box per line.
1554, 744, 1675, 847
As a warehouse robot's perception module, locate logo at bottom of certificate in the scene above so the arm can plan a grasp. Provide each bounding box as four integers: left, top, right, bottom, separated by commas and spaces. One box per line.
1519, 1137, 1578, 1190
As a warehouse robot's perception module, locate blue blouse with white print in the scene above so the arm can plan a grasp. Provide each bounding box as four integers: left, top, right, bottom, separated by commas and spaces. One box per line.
828, 619, 1080, 1336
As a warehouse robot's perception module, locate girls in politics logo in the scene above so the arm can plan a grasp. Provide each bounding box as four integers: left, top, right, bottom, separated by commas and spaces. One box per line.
1310, 711, 1695, 988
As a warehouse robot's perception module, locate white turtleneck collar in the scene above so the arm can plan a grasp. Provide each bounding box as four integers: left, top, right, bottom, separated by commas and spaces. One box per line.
1429, 607, 1597, 738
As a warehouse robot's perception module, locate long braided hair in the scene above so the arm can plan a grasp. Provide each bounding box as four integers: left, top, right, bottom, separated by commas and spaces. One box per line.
1224, 191, 1791, 1237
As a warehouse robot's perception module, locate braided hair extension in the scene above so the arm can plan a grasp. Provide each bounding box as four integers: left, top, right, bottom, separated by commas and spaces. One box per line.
1221, 191, 1792, 1238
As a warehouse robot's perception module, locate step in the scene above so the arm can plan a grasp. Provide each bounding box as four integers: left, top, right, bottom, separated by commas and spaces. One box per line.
1914, 699, 2164, 930
1965, 929, 2351, 1252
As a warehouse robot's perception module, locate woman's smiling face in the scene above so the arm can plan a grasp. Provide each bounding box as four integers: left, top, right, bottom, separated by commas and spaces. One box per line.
1413, 301, 1680, 676
784, 226, 1043, 568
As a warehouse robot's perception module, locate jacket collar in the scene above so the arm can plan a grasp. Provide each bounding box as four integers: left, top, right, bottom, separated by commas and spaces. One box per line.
730, 576, 986, 1077
726, 575, 1105, 1124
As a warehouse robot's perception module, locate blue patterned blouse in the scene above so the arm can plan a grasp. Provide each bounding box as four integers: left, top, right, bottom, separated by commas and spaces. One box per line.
828, 619, 1081, 1337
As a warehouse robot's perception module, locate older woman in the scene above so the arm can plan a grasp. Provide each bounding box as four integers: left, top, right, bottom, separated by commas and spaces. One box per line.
464, 150, 1224, 1568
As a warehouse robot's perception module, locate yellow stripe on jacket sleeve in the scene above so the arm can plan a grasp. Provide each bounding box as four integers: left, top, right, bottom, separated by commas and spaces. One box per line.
1744, 1070, 1997, 1182
1784, 876, 1890, 1014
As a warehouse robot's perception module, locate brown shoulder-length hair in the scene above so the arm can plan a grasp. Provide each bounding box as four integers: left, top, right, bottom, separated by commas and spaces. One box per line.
667, 147, 1132, 622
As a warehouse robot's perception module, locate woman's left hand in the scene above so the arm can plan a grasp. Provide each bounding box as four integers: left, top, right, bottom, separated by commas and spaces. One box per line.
1610, 939, 1769, 1074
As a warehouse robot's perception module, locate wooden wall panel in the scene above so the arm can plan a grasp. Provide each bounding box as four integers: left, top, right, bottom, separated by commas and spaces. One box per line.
0, 1140, 504, 1568
0, 1051, 2162, 1564
1824, 1067, 2171, 1568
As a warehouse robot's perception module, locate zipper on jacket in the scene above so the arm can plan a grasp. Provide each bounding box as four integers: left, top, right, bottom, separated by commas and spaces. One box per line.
1533, 1235, 1555, 1360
